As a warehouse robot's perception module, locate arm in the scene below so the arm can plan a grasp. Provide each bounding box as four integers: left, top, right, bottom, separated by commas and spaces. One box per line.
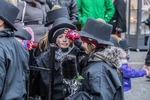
145, 50, 150, 66
0, 49, 6, 94
114, 0, 126, 32
77, 0, 84, 25
70, 0, 78, 24
121, 64, 147, 78
104, 0, 115, 23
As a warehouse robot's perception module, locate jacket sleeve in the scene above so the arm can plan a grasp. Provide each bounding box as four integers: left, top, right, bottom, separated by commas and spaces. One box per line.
35, 51, 50, 86
104, 0, 115, 23
121, 64, 146, 78
0, 49, 6, 95
70, 0, 78, 24
36, 51, 49, 68
145, 50, 150, 66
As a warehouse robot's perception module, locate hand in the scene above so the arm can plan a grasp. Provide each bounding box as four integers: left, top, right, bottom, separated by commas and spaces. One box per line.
115, 27, 123, 33
143, 65, 150, 75
96, 18, 106, 23
22, 40, 37, 50
65, 29, 80, 42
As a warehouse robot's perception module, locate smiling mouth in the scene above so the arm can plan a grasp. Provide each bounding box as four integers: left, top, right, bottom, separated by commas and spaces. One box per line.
61, 43, 69, 46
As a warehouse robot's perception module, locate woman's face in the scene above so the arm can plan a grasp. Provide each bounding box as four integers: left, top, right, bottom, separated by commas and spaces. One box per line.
56, 33, 71, 48
81, 41, 93, 54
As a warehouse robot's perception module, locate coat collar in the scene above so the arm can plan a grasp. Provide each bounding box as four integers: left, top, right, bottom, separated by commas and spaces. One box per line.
88, 46, 126, 68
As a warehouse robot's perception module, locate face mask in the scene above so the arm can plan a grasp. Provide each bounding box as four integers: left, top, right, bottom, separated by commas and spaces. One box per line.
120, 58, 128, 65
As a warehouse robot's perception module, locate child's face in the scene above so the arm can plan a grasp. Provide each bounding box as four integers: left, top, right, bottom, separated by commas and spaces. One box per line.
56, 32, 71, 48
0, 19, 4, 30
81, 41, 94, 54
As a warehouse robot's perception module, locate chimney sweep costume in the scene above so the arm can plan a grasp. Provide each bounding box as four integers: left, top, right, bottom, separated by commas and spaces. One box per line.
0, 0, 29, 99
35, 18, 80, 100
68, 18, 125, 100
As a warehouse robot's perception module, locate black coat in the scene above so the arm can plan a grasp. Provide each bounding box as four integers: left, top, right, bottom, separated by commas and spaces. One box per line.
69, 47, 125, 100
109, 0, 126, 33
0, 29, 29, 99
36, 45, 80, 100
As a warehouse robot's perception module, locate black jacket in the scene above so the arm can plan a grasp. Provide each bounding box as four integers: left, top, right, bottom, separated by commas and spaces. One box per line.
0, 29, 29, 99
69, 47, 125, 100
36, 45, 80, 100
46, 0, 78, 24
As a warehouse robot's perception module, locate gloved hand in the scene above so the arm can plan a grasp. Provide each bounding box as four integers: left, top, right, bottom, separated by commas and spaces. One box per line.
22, 40, 37, 50
65, 29, 80, 42
65, 29, 84, 51
116, 27, 123, 33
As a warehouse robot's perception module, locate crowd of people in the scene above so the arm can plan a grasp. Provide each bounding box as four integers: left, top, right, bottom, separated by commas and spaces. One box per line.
0, 0, 150, 100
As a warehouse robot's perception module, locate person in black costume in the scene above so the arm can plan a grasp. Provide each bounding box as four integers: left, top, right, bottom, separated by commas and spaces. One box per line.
35, 18, 81, 100
67, 18, 125, 100
109, 0, 126, 38
143, 9, 150, 78
0, 0, 29, 99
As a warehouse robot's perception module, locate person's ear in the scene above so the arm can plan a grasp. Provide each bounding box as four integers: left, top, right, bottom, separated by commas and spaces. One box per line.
91, 43, 96, 49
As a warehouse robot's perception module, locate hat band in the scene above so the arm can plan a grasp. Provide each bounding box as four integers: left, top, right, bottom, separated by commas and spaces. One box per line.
52, 28, 69, 38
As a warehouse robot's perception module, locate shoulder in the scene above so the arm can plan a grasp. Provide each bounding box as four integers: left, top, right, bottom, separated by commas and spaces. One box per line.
84, 62, 106, 74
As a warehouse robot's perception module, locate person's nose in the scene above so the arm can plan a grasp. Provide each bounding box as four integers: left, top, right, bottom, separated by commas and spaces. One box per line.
62, 37, 68, 42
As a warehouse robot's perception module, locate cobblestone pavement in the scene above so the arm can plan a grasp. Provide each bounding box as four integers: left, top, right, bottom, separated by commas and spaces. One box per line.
124, 51, 150, 100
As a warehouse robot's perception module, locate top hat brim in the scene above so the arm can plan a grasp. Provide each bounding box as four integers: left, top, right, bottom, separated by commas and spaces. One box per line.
79, 31, 114, 46
48, 23, 76, 43
44, 8, 69, 27
14, 27, 32, 40
110, 36, 120, 47
0, 15, 17, 31
121, 45, 132, 51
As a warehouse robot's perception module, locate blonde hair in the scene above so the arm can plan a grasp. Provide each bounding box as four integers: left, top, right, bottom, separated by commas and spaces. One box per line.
38, 32, 49, 52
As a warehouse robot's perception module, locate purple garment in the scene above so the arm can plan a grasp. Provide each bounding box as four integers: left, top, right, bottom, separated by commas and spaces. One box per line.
121, 64, 146, 92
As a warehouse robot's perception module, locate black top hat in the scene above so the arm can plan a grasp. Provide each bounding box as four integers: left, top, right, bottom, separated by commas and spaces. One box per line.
79, 18, 113, 45
0, 0, 19, 31
45, 8, 69, 27
14, 27, 32, 40
119, 38, 131, 50
48, 17, 77, 43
